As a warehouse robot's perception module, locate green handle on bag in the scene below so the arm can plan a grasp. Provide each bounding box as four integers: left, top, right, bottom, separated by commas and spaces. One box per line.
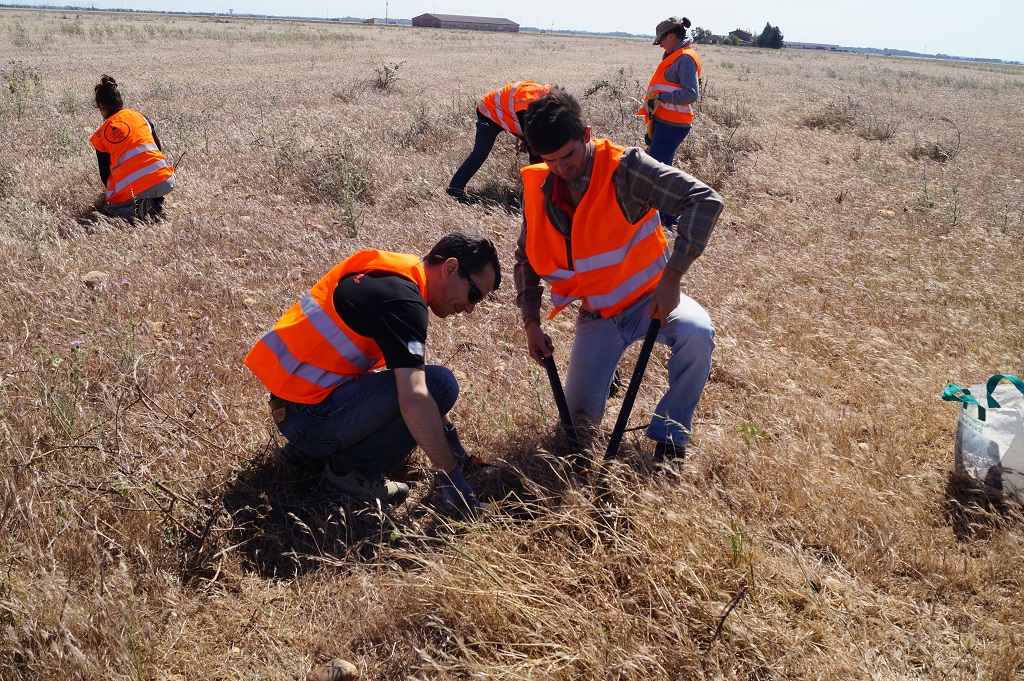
942, 384, 981, 407
984, 374, 1024, 408
942, 374, 1024, 422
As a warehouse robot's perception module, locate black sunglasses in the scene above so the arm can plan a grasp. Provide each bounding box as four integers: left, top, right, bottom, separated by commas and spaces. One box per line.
458, 267, 484, 304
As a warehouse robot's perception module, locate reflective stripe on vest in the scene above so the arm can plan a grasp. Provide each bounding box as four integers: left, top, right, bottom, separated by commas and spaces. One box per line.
478, 81, 550, 135
90, 109, 175, 204
258, 327, 354, 391
244, 251, 428, 404
109, 158, 173, 199
638, 46, 702, 126
521, 139, 669, 319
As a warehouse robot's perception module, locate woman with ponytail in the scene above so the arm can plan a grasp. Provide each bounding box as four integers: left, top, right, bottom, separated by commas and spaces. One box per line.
640, 17, 701, 168
90, 75, 175, 219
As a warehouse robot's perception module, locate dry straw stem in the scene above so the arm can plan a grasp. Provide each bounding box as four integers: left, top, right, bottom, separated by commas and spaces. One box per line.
1, 9, 1024, 679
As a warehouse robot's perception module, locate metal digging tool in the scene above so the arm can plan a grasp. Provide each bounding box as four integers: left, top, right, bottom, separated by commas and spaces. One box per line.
543, 355, 587, 476
604, 318, 661, 461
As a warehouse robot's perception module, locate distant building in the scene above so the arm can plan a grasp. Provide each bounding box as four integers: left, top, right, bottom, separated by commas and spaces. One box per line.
705, 34, 725, 45
363, 18, 382, 24
411, 13, 519, 32
729, 29, 753, 44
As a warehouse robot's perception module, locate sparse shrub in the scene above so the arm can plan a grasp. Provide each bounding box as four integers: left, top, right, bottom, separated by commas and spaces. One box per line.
59, 19, 84, 36
55, 122, 75, 158
583, 67, 646, 139
907, 117, 961, 161
677, 125, 761, 190
332, 83, 358, 103
800, 96, 857, 132
8, 21, 31, 47
151, 78, 176, 99
274, 141, 373, 236
58, 88, 77, 115
2, 60, 43, 120
700, 95, 748, 129
857, 105, 901, 141
370, 60, 404, 92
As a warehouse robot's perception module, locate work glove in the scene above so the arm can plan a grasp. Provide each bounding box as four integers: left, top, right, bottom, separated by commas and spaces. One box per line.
440, 465, 482, 518
445, 422, 488, 468
444, 422, 471, 467
645, 94, 660, 117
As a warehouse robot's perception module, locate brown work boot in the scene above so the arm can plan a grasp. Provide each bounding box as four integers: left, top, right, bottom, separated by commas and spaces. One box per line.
322, 468, 410, 506
307, 658, 359, 681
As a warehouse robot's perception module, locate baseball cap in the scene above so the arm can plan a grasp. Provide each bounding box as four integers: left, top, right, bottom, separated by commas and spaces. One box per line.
653, 16, 682, 44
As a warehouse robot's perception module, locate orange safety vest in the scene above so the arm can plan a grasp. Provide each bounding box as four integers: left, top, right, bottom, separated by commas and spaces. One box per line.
477, 81, 551, 136
522, 139, 669, 319
638, 46, 702, 126
89, 109, 175, 204
244, 251, 428, 404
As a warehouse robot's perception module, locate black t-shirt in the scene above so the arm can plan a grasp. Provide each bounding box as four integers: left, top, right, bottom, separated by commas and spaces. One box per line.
332, 271, 428, 370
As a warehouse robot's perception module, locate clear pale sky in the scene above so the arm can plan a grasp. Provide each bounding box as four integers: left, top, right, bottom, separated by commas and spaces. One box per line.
42, 0, 1024, 62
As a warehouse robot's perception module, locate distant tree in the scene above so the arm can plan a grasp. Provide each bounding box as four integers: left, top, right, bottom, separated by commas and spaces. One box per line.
723, 34, 740, 46
692, 26, 712, 44
756, 22, 785, 49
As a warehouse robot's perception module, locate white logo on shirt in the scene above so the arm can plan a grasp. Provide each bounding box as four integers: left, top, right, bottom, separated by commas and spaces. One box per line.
407, 341, 425, 358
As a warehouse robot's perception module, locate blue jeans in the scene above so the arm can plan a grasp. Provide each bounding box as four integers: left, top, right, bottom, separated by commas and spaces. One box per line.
563, 293, 713, 447
449, 113, 504, 192
274, 366, 459, 478
449, 112, 540, 192
647, 119, 691, 168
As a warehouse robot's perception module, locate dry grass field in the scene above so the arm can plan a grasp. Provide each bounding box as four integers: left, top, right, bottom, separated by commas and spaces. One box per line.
1, 8, 1023, 679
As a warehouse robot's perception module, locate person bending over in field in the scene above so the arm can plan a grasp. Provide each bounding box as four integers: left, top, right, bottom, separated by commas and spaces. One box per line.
90, 75, 175, 220
245, 232, 500, 516
447, 80, 550, 203
515, 86, 723, 466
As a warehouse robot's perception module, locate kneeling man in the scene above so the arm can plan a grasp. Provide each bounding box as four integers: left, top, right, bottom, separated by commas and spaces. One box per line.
245, 232, 500, 514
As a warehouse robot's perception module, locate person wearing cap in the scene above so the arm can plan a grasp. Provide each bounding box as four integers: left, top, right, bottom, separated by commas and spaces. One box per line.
639, 16, 701, 171
516, 86, 723, 466
447, 81, 550, 202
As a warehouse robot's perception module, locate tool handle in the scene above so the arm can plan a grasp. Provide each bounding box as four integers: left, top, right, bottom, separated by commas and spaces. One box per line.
605, 318, 660, 460
544, 355, 582, 453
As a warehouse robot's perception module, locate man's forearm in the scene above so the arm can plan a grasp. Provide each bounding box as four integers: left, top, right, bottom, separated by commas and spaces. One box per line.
400, 391, 457, 473
513, 223, 544, 319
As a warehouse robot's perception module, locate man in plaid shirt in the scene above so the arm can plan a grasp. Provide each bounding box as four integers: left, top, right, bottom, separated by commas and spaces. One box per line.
514, 86, 724, 464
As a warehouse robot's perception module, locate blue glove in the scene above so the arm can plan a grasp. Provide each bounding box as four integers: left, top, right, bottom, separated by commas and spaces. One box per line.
440, 465, 481, 518
444, 422, 471, 467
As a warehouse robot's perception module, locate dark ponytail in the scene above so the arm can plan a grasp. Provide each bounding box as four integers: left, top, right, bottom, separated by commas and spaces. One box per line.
94, 74, 123, 113
670, 17, 692, 40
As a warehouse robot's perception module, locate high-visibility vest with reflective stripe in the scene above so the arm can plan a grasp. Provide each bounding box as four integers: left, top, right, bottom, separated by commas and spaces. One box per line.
522, 139, 669, 319
244, 251, 428, 404
89, 109, 175, 204
477, 81, 550, 136
637, 46, 702, 126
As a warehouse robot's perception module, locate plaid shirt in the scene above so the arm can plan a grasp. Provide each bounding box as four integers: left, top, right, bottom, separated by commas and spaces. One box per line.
513, 142, 724, 320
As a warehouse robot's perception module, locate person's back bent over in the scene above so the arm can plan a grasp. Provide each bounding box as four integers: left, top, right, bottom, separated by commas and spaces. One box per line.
90, 75, 175, 220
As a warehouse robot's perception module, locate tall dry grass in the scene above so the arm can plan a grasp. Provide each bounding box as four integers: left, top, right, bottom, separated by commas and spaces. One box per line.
1, 8, 1023, 679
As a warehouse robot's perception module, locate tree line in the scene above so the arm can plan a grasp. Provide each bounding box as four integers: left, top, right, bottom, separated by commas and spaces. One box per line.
691, 23, 785, 49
